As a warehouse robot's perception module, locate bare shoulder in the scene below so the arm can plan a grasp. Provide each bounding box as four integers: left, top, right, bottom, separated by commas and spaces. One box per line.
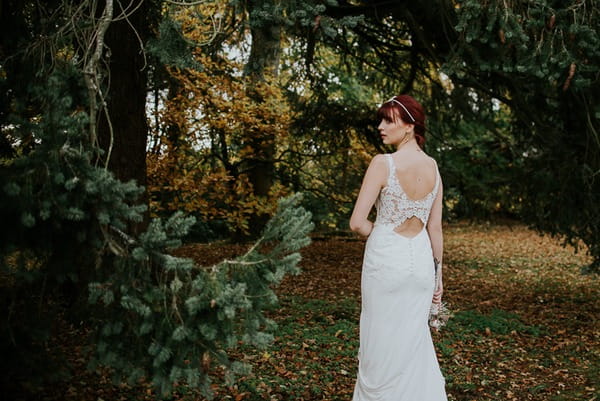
414, 151, 438, 168
426, 154, 439, 167
371, 153, 388, 162
411, 152, 439, 179
424, 154, 442, 184
368, 153, 389, 169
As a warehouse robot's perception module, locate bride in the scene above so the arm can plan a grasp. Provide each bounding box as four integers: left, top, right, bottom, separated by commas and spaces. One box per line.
349, 95, 447, 400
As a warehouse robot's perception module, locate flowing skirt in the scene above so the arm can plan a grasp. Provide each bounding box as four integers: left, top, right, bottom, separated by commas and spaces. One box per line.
353, 224, 447, 401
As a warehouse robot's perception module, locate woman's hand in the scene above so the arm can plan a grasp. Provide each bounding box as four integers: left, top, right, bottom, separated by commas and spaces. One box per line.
432, 280, 443, 304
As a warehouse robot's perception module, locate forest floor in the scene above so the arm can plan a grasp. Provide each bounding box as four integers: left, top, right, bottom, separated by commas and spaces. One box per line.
39, 221, 600, 401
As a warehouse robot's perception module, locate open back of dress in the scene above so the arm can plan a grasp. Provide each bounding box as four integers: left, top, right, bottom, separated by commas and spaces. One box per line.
375, 154, 440, 237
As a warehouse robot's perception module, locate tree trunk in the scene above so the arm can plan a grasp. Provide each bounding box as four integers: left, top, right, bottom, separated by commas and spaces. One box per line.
243, 0, 282, 235
98, 0, 157, 231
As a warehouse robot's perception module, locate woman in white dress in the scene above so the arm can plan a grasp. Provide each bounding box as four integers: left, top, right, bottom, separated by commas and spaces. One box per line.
349, 95, 447, 401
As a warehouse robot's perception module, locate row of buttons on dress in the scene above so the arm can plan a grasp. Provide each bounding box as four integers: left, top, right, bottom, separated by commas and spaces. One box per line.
408, 238, 415, 273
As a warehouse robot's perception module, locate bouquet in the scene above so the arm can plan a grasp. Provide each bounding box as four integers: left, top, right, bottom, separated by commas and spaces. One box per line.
429, 258, 451, 331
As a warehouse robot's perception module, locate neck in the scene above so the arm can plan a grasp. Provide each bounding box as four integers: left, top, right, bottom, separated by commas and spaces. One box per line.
395, 135, 418, 151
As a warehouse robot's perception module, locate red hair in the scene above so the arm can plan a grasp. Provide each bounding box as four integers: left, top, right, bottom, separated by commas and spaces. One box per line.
377, 95, 426, 148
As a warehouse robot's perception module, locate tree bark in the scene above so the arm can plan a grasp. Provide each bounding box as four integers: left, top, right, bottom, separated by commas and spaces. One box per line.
243, 0, 282, 234
98, 0, 157, 231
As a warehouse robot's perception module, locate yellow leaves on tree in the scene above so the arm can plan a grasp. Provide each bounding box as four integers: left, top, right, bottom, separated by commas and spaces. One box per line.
147, 34, 291, 234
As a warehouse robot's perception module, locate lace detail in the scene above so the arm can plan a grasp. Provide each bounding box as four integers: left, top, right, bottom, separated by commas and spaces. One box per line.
375, 154, 440, 227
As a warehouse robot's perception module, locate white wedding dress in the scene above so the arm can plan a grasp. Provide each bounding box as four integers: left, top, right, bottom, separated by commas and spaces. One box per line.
353, 154, 447, 401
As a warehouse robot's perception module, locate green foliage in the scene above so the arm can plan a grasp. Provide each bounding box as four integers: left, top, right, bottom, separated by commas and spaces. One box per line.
0, 67, 146, 250
0, 65, 146, 392
426, 93, 522, 219
147, 17, 203, 70
88, 194, 313, 398
449, 309, 543, 336
445, 0, 600, 270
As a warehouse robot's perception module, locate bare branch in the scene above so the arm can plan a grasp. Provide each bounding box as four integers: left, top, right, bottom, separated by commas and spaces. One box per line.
83, 0, 114, 148
166, 0, 210, 5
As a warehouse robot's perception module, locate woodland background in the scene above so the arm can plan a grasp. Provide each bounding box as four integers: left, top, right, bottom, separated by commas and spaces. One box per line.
0, 0, 599, 400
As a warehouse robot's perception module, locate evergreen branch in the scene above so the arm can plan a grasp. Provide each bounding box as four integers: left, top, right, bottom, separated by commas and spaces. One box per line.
88, 194, 313, 397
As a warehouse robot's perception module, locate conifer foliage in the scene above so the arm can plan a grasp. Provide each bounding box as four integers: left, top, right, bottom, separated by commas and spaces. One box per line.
0, 63, 313, 396
445, 0, 600, 271
87, 194, 313, 398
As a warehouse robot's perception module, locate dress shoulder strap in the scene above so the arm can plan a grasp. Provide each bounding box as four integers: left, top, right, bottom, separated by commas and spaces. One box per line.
432, 159, 441, 197
385, 154, 395, 185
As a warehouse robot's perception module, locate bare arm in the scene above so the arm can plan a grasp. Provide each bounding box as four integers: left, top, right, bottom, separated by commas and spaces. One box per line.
349, 155, 387, 236
427, 176, 444, 303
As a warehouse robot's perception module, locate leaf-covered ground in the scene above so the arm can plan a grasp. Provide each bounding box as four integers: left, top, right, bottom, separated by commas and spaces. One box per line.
195, 221, 599, 401
39, 221, 599, 401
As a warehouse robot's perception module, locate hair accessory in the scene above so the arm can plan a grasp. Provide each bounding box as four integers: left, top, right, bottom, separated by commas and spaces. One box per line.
386, 97, 416, 122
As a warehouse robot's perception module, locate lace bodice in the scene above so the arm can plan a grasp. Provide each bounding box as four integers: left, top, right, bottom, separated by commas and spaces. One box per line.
375, 154, 440, 227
